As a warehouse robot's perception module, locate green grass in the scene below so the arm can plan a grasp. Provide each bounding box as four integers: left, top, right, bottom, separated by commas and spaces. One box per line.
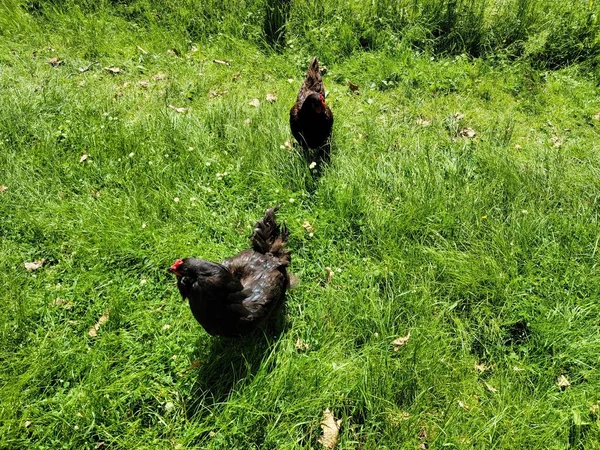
1, 1, 600, 449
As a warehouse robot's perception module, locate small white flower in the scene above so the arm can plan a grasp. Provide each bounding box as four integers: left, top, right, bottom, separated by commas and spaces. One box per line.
128, 152, 134, 158
289, 198, 295, 203
174, 197, 180, 203
140, 279, 147, 285
309, 161, 317, 169
142, 223, 147, 229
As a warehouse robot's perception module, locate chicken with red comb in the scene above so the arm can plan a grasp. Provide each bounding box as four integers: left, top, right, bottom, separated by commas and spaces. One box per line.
168, 206, 291, 337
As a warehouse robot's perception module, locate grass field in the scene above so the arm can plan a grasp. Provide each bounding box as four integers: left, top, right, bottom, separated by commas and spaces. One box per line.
1, 1, 600, 448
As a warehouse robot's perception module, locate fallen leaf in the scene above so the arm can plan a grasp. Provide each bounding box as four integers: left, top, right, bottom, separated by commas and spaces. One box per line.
53, 298, 73, 309
287, 78, 295, 83
0, 185, 7, 193
137, 80, 149, 89
213, 59, 230, 66
484, 382, 498, 393
179, 360, 201, 376
590, 404, 599, 417
593, 112, 600, 121
162, 324, 171, 330
24, 420, 31, 428
309, 161, 317, 170
318, 409, 341, 449
168, 104, 188, 113
550, 136, 563, 148
416, 118, 431, 127
88, 310, 109, 337
454, 112, 465, 121
475, 362, 487, 372
47, 57, 63, 67
302, 220, 314, 233
152, 72, 166, 81
80, 154, 89, 163
104, 66, 121, 74
458, 400, 469, 410
515, 144, 522, 149
295, 338, 309, 351
24, 259, 45, 271
418, 426, 428, 449
460, 127, 476, 138
244, 118, 251, 125
347, 80, 359, 92
325, 267, 334, 284
249, 98, 260, 108
266, 93, 277, 103
209, 89, 228, 98
557, 374, 570, 390
392, 331, 411, 351
231, 72, 241, 81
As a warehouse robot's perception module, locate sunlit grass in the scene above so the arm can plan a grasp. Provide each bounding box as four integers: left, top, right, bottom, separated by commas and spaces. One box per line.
1, 2, 600, 449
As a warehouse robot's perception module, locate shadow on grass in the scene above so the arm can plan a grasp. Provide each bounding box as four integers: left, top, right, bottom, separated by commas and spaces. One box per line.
184, 308, 289, 420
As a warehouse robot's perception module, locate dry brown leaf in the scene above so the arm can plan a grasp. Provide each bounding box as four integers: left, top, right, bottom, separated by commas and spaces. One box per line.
231, 71, 241, 81
392, 331, 411, 351
152, 72, 166, 81
266, 93, 277, 103
0, 185, 7, 193
168, 104, 188, 114
318, 409, 341, 449
302, 220, 314, 233
213, 59, 230, 66
557, 374, 570, 390
179, 360, 201, 377
484, 382, 498, 393
48, 57, 63, 67
454, 112, 465, 121
209, 89, 228, 99
79, 154, 89, 163
475, 362, 487, 372
325, 267, 334, 284
88, 310, 109, 337
137, 80, 149, 89
347, 80, 359, 92
295, 338, 309, 352
52, 298, 73, 309
249, 98, 260, 108
104, 66, 121, 74
460, 128, 476, 138
416, 118, 431, 127
550, 136, 563, 148
24, 259, 45, 271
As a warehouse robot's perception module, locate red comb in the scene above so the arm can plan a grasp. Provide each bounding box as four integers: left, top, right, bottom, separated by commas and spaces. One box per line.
170, 259, 183, 272
319, 93, 326, 106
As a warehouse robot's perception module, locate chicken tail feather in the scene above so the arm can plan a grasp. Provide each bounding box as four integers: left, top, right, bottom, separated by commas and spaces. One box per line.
251, 205, 290, 264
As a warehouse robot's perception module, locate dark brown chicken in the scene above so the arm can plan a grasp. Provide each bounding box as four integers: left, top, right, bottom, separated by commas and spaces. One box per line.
290, 57, 333, 155
168, 206, 291, 337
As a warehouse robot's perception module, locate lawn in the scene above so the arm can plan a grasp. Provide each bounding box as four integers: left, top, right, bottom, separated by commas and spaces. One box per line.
1, 1, 600, 448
